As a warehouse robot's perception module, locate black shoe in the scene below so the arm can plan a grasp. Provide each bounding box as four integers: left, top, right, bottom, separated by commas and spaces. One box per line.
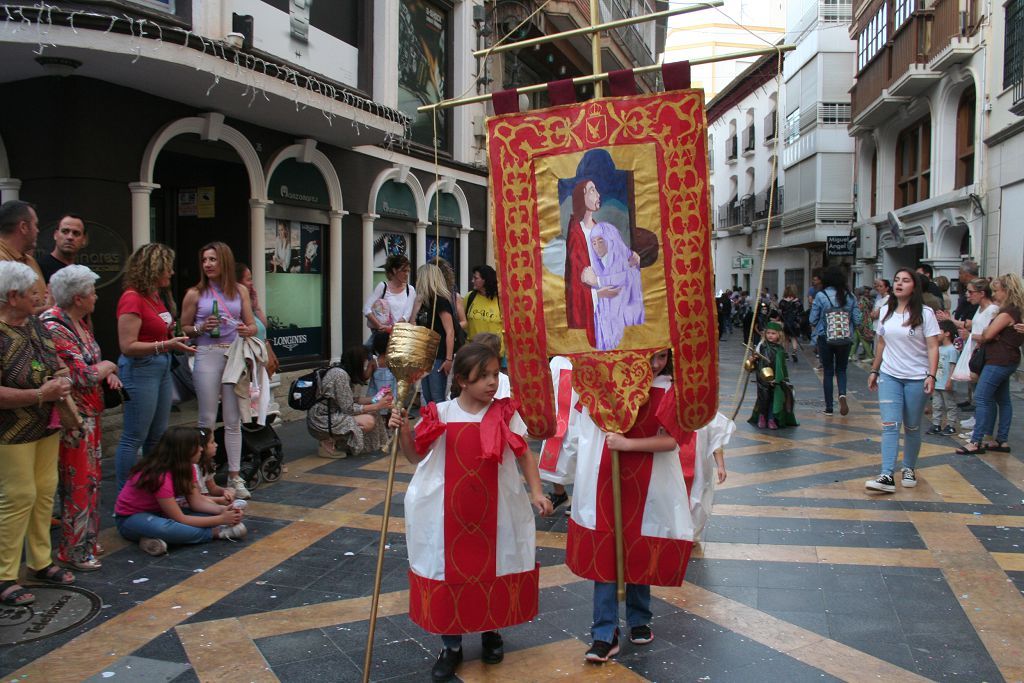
942, 425, 957, 435
546, 491, 569, 510
585, 632, 620, 663
956, 400, 971, 408
865, 474, 896, 493
961, 404, 976, 412
481, 631, 504, 664
926, 425, 942, 435
431, 647, 463, 682
629, 624, 654, 645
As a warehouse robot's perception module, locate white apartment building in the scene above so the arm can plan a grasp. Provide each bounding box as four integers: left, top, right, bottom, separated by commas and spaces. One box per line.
849, 0, 985, 285
779, 0, 858, 289
663, 0, 786, 100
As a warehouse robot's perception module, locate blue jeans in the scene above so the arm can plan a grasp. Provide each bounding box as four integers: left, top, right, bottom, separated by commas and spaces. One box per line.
878, 372, 928, 475
115, 512, 212, 545
420, 358, 448, 405
971, 363, 1018, 444
818, 338, 851, 411
114, 354, 173, 491
592, 581, 652, 642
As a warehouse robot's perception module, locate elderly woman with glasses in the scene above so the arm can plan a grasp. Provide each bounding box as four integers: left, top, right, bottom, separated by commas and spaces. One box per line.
41, 265, 121, 572
0, 261, 76, 606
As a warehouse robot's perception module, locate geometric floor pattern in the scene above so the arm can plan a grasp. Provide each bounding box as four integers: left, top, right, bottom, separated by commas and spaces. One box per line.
3, 338, 1024, 682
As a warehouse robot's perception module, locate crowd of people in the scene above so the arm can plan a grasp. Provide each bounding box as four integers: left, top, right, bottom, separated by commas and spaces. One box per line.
720, 258, 1024, 495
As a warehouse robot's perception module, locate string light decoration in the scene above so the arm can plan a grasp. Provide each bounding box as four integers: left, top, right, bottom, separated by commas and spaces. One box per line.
1, 3, 411, 146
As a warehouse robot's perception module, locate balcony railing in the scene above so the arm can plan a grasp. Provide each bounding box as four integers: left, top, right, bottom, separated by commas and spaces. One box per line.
755, 186, 784, 220
717, 195, 756, 228
890, 11, 930, 79
1011, 0, 1024, 115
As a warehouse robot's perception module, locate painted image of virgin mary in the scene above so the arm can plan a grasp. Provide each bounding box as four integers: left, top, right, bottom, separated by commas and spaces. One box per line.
565, 179, 641, 348
583, 223, 645, 350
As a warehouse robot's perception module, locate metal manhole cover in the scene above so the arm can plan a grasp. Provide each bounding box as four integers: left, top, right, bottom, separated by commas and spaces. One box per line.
0, 585, 101, 645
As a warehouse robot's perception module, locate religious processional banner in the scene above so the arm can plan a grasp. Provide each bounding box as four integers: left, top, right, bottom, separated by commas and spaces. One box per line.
487, 89, 718, 437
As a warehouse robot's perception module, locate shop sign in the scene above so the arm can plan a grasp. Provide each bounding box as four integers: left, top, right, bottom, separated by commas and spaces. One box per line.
376, 180, 417, 219
36, 220, 131, 291
268, 327, 323, 358
197, 187, 215, 219
427, 192, 461, 225
827, 235, 854, 256
268, 159, 330, 210
732, 256, 753, 270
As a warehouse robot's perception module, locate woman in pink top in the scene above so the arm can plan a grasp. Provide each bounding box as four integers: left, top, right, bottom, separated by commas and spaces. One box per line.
180, 243, 257, 500
114, 426, 246, 556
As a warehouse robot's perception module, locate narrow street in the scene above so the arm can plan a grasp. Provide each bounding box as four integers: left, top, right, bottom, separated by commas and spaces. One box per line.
2, 336, 1023, 682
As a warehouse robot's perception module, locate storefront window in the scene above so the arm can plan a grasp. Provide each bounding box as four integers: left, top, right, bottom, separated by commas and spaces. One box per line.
399, 0, 451, 149
265, 219, 326, 362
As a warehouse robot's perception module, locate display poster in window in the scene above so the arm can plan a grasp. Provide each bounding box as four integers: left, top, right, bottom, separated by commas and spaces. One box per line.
372, 231, 412, 289
398, 0, 448, 148
265, 219, 325, 360
426, 235, 456, 268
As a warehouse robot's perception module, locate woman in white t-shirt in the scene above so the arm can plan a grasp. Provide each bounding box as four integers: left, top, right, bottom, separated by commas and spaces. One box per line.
865, 269, 940, 494
363, 254, 416, 336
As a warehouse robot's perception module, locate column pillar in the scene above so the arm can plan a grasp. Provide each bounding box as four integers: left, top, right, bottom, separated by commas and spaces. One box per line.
0, 178, 21, 203
249, 198, 271, 307
459, 226, 472, 293
362, 213, 378, 337
129, 182, 160, 249
485, 184, 495, 267
329, 209, 348, 362
416, 221, 428, 268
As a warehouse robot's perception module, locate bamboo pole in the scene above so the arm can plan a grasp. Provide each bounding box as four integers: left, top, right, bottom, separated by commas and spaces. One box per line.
416, 45, 795, 112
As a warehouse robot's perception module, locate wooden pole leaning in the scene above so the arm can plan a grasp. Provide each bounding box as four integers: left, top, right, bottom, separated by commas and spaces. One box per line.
362, 323, 440, 683
610, 449, 626, 602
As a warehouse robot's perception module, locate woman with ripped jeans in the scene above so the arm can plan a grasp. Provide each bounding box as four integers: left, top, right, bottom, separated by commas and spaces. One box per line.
865, 269, 940, 494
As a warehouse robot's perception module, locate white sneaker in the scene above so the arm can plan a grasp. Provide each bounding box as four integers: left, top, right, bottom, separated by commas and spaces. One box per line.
960, 417, 976, 429
139, 537, 168, 556
228, 476, 252, 500
218, 523, 248, 541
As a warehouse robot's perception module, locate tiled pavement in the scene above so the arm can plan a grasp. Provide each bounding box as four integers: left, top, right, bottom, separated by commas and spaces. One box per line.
4, 337, 1024, 682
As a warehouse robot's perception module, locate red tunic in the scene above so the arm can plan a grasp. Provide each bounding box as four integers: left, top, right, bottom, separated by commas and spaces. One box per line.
566, 384, 696, 586
565, 219, 597, 346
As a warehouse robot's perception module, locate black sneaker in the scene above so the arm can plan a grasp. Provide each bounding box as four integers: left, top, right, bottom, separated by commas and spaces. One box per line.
431, 647, 463, 682
629, 625, 654, 645
926, 425, 942, 435
547, 490, 569, 510
823, 408, 834, 416
564, 504, 572, 517
942, 425, 957, 435
791, 353, 798, 363
865, 474, 896, 493
481, 631, 504, 664
585, 632, 620, 663
901, 468, 917, 488
956, 400, 972, 408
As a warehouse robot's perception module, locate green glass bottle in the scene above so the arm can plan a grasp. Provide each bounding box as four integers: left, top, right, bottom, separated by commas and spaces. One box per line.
210, 300, 220, 338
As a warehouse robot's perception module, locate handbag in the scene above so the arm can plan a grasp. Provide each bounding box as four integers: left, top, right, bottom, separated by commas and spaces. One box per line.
103, 383, 129, 410
49, 369, 84, 432
968, 344, 986, 375
264, 342, 280, 377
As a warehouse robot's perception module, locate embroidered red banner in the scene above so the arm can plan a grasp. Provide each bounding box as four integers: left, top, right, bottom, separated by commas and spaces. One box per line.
487, 90, 718, 437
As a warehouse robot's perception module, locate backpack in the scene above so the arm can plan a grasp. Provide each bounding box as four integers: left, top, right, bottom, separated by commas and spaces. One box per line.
822, 291, 853, 347
287, 365, 333, 411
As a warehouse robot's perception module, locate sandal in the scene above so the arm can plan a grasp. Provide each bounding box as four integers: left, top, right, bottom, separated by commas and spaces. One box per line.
0, 580, 35, 607
984, 442, 1012, 453
32, 564, 75, 585
58, 555, 102, 572
547, 491, 569, 510
955, 443, 986, 455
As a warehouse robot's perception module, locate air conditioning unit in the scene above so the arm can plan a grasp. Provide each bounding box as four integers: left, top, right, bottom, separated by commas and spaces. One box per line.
856, 226, 878, 259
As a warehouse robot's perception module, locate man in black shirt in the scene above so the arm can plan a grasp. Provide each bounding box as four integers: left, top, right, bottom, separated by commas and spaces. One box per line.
39, 214, 87, 283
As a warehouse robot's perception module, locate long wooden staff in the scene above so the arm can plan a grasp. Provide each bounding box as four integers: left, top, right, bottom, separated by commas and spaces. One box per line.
361, 386, 417, 683
610, 449, 626, 602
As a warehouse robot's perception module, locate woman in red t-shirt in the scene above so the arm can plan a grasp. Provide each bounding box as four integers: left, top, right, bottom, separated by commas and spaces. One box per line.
113, 244, 192, 491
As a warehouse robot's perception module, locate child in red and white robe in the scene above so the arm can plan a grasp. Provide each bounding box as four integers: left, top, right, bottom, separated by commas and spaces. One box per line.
539, 356, 579, 512
390, 342, 552, 682
566, 349, 697, 662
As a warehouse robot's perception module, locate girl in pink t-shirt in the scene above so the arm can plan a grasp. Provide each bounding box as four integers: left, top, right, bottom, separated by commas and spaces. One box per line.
114, 426, 247, 556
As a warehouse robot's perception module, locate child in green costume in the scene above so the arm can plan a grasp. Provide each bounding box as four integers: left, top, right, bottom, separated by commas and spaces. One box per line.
749, 321, 799, 429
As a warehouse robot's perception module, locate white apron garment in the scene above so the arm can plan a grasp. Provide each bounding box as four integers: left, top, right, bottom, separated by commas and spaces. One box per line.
404, 400, 536, 581
538, 356, 579, 485
567, 375, 696, 586
689, 412, 736, 541
496, 372, 511, 399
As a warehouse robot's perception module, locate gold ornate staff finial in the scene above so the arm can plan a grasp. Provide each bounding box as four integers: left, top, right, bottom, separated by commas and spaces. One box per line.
363, 322, 439, 683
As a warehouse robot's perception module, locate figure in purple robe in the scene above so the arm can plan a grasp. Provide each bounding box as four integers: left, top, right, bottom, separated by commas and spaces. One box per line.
583, 223, 645, 350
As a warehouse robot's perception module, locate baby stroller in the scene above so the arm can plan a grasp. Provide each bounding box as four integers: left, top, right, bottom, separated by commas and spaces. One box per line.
213, 415, 285, 491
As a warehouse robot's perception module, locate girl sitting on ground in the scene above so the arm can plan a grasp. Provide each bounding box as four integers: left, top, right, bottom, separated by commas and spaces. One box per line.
195, 427, 236, 506
114, 426, 247, 556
